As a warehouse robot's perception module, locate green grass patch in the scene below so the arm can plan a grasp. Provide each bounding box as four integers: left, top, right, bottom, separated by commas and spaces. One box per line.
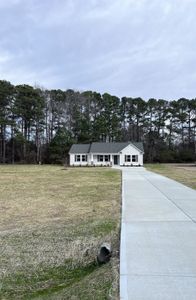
1, 261, 99, 299
0, 166, 121, 299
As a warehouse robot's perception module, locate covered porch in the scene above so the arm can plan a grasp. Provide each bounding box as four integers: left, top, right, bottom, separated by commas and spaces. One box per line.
90, 154, 120, 166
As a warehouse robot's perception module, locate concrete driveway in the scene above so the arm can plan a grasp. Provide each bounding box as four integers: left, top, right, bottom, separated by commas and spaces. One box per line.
120, 167, 196, 300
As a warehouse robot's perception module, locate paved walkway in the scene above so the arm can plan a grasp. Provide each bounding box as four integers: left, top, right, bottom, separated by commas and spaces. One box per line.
120, 167, 196, 300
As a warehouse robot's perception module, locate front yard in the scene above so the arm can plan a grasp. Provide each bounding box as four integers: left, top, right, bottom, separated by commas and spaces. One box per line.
145, 163, 196, 190
0, 166, 121, 299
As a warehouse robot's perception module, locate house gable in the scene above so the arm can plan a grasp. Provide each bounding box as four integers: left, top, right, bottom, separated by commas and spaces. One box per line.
120, 142, 144, 154
119, 143, 143, 165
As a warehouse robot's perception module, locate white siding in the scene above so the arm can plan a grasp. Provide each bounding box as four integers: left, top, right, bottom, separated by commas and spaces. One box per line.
69, 144, 143, 166
70, 153, 113, 166
91, 154, 112, 166
70, 153, 90, 166
119, 144, 143, 166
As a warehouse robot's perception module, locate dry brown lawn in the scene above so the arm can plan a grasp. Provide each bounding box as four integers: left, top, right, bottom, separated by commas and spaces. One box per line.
0, 165, 121, 299
145, 163, 196, 190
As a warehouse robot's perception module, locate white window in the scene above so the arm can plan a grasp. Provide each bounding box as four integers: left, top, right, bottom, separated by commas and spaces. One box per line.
75, 155, 80, 162
82, 155, 87, 162
132, 155, 138, 162
104, 155, 110, 162
97, 155, 104, 162
125, 155, 131, 162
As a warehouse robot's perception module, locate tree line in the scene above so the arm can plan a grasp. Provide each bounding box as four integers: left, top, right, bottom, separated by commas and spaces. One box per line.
0, 79, 196, 164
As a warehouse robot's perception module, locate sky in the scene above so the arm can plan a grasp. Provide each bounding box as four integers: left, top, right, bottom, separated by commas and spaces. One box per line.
0, 0, 196, 100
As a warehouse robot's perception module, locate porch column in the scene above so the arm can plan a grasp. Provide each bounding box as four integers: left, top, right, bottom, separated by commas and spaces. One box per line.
110, 155, 113, 166
90, 153, 93, 165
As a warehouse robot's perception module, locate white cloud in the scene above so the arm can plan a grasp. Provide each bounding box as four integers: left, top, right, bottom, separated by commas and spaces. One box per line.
0, 0, 22, 8
0, 50, 13, 64
0, 0, 196, 99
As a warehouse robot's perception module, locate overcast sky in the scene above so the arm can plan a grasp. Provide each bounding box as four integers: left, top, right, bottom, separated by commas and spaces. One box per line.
0, 0, 196, 100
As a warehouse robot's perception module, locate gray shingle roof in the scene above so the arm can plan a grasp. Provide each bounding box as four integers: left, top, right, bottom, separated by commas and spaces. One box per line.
132, 142, 144, 152
69, 142, 144, 154
90, 142, 129, 153
69, 144, 91, 154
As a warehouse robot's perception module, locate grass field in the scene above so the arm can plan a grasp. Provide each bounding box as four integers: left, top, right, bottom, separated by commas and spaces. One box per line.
0, 166, 121, 299
145, 163, 196, 190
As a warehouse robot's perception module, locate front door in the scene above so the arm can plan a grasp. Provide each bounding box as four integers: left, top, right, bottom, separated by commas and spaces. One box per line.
114, 155, 118, 165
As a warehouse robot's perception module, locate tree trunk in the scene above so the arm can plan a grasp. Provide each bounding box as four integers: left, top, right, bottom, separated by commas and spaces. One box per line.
0, 125, 3, 163
2, 125, 6, 163
24, 121, 27, 161
11, 122, 15, 164
188, 111, 191, 146
36, 123, 40, 163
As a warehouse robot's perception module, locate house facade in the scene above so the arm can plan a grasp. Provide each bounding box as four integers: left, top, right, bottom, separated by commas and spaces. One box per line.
69, 142, 144, 166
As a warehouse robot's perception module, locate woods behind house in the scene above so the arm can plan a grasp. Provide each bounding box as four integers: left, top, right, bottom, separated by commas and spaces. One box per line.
0, 80, 195, 164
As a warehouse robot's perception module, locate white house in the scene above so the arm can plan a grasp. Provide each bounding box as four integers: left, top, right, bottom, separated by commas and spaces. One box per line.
69, 142, 144, 166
